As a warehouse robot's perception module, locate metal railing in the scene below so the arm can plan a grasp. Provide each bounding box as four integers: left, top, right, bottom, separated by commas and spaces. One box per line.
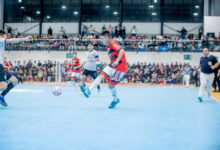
5, 39, 220, 52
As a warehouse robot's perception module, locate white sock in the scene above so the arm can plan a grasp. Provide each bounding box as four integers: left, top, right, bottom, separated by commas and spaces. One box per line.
110, 87, 118, 101
89, 77, 102, 91
72, 80, 76, 87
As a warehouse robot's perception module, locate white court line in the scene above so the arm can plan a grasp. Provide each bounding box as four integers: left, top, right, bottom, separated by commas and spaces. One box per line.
211, 96, 220, 103
11, 89, 44, 93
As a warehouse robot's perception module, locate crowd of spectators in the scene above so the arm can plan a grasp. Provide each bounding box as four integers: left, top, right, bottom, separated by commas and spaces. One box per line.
7, 59, 201, 87
5, 25, 220, 52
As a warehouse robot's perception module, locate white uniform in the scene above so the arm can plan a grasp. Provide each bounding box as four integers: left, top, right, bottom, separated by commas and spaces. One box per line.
184, 67, 191, 88
0, 38, 6, 64
84, 50, 99, 71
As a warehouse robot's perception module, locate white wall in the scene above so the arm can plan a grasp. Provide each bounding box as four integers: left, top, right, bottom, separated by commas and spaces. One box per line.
0, 0, 3, 30
82, 22, 119, 33
4, 23, 39, 34
42, 23, 78, 35
204, 16, 220, 35
164, 23, 202, 34
123, 23, 161, 34
5, 51, 220, 66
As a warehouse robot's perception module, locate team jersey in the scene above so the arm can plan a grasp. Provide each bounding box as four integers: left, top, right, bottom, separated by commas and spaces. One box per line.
107, 40, 128, 72
64, 63, 71, 74
72, 57, 81, 73
4, 61, 10, 71
0, 38, 6, 64
84, 50, 99, 71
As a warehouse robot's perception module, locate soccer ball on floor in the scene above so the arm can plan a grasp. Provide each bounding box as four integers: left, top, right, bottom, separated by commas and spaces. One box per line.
52, 86, 62, 96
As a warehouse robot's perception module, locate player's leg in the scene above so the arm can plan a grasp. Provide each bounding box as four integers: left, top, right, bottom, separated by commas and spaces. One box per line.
108, 83, 120, 109
198, 73, 207, 102
185, 75, 190, 88
81, 74, 87, 87
90, 71, 101, 92
0, 82, 8, 91
206, 73, 214, 98
81, 69, 89, 87
79, 73, 104, 97
1, 76, 18, 97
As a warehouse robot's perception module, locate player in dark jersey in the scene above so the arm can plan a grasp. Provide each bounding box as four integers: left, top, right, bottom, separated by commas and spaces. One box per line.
0, 30, 31, 107
80, 31, 128, 109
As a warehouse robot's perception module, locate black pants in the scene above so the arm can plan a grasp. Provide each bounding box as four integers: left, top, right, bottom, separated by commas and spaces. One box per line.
213, 74, 220, 91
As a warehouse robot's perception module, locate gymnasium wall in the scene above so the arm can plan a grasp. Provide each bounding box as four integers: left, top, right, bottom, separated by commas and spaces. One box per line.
4, 23, 39, 34
5, 51, 220, 66
42, 23, 78, 35
163, 23, 202, 34
204, 16, 220, 35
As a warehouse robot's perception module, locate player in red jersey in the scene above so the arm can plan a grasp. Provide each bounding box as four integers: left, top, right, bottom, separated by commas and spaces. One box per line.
70, 52, 81, 89
80, 31, 128, 109
4, 57, 10, 72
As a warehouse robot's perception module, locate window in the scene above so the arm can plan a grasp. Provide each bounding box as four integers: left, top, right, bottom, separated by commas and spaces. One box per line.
123, 0, 161, 22
82, 0, 120, 22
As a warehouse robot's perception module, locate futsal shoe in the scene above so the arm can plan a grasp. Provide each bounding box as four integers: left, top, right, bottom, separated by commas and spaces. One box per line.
0, 96, 7, 107
79, 85, 91, 98
97, 85, 101, 92
198, 97, 203, 102
109, 99, 120, 109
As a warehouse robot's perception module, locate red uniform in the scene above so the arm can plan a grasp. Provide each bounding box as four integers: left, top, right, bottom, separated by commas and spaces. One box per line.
72, 58, 81, 73
107, 40, 128, 72
101, 40, 127, 85
4, 61, 10, 72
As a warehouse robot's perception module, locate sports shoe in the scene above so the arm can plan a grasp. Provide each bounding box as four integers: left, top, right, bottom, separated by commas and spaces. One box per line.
0, 96, 7, 107
79, 85, 91, 98
97, 85, 101, 92
109, 99, 120, 109
198, 97, 203, 102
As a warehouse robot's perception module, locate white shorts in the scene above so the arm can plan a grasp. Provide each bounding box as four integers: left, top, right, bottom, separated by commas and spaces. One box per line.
70, 72, 80, 80
101, 66, 125, 85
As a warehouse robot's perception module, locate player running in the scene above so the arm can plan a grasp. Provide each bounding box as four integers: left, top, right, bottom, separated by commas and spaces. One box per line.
79, 31, 128, 109
81, 43, 100, 92
0, 30, 31, 107
71, 52, 81, 89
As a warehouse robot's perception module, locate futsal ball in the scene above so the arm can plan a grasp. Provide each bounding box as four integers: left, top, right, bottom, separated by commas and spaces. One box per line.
52, 86, 62, 96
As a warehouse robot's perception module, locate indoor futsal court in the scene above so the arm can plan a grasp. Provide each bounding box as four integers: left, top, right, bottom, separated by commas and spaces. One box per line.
1, 0, 220, 150
0, 84, 220, 150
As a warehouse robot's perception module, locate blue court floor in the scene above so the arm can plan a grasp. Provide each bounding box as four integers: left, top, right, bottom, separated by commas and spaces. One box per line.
0, 84, 220, 150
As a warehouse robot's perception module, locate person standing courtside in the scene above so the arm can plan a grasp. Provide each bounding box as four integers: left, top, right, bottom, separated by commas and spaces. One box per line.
196, 48, 219, 102
182, 63, 192, 88
212, 57, 220, 92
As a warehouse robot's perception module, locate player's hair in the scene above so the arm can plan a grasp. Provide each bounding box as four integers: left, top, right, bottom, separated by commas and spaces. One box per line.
73, 52, 77, 55
101, 31, 110, 37
203, 47, 209, 51
0, 30, 6, 35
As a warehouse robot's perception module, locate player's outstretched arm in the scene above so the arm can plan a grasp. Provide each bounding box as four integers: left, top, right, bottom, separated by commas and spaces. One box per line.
6, 36, 32, 44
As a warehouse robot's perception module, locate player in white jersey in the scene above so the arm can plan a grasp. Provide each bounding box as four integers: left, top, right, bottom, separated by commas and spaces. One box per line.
0, 30, 31, 107
81, 43, 100, 91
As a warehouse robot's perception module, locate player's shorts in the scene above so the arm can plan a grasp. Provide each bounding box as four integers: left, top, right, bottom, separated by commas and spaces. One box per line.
101, 65, 125, 85
0, 64, 12, 82
70, 72, 80, 80
82, 69, 97, 79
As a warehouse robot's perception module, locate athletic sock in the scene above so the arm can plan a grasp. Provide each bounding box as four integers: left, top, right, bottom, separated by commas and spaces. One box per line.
110, 86, 118, 101
72, 80, 76, 86
89, 77, 102, 92
1, 83, 14, 97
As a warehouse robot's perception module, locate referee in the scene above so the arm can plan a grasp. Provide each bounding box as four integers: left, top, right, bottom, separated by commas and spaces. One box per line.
196, 48, 219, 102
